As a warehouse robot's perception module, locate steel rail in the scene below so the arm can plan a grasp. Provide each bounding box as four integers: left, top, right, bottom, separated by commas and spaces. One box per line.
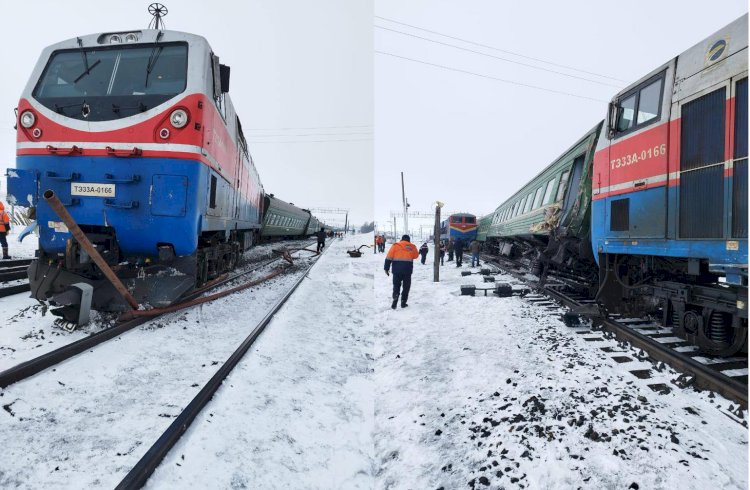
0, 251, 302, 389
0, 258, 33, 268
116, 242, 326, 489
482, 254, 748, 409
0, 283, 30, 298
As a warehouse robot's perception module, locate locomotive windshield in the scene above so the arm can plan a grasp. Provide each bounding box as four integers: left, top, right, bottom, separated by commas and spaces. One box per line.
32, 42, 188, 121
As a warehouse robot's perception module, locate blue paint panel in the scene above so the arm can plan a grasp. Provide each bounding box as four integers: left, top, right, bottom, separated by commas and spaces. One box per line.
151, 174, 188, 217
12, 155, 262, 258
6, 168, 39, 207
592, 182, 748, 269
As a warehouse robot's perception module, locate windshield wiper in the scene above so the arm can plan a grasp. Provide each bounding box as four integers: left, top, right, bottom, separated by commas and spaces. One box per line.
74, 59, 101, 83
72, 38, 101, 83
145, 31, 165, 87
112, 102, 148, 114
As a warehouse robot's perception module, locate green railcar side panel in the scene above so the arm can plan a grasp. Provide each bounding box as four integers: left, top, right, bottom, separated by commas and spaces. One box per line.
476, 214, 492, 241
487, 121, 603, 241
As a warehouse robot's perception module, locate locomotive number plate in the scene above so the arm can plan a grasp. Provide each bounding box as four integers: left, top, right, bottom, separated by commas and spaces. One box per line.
70, 183, 116, 197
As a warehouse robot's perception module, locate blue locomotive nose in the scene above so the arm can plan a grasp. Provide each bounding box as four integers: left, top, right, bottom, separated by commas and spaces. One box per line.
10, 155, 204, 258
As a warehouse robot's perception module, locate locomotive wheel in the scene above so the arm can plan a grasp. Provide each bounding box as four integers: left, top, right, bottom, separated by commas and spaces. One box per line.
696, 310, 747, 356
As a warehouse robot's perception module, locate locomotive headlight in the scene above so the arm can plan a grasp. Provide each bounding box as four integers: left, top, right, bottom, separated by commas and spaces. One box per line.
109, 34, 122, 44
170, 109, 189, 128
124, 33, 138, 43
20, 111, 35, 128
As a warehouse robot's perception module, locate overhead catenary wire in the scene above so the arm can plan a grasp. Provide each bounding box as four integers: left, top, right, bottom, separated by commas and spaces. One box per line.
375, 15, 626, 83
375, 24, 622, 88
375, 50, 609, 103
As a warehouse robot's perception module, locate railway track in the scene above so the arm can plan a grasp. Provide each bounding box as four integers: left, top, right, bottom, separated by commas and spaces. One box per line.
0, 258, 32, 298
481, 254, 749, 410
0, 243, 317, 389
116, 240, 326, 489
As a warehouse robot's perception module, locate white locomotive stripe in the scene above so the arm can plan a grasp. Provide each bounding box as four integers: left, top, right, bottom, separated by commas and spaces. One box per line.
17, 141, 221, 168
595, 159, 736, 195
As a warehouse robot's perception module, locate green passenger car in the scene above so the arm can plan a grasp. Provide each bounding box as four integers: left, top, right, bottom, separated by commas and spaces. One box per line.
485, 122, 602, 277
476, 213, 492, 242
260, 194, 312, 239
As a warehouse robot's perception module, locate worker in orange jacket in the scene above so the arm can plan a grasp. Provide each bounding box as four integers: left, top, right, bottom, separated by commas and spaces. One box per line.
0, 202, 11, 259
384, 234, 419, 309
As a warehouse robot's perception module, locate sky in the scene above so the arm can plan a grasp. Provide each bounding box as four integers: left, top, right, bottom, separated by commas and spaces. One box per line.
0, 0, 373, 229
374, 0, 748, 236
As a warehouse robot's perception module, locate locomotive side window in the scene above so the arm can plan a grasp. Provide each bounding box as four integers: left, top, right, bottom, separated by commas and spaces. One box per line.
636, 80, 661, 124
613, 72, 665, 137
617, 94, 636, 132
209, 175, 217, 209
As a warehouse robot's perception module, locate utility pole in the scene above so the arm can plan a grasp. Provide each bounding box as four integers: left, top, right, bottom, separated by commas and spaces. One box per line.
434, 201, 443, 282
401, 172, 409, 237
393, 216, 397, 239
344, 211, 348, 235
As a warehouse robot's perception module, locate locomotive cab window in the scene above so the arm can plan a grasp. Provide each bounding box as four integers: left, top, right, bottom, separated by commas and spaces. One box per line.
466, 217, 476, 224
33, 43, 188, 122
613, 72, 665, 137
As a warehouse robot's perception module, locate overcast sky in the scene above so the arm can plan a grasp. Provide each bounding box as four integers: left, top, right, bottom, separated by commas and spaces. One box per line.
0, 0, 373, 229
374, 0, 748, 237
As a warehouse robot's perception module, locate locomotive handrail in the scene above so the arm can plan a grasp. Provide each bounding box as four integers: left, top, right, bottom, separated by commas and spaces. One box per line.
45, 171, 80, 182
103, 199, 139, 209
45, 144, 82, 155
104, 173, 141, 184
105, 146, 143, 157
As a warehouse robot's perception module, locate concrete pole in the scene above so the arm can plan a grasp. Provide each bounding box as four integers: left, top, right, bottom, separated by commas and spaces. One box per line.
434, 202, 443, 282
401, 172, 408, 237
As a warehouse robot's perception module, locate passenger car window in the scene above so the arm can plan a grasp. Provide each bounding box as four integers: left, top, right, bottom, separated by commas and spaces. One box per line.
637, 79, 661, 124
556, 170, 570, 201
532, 186, 544, 209
542, 178, 556, 204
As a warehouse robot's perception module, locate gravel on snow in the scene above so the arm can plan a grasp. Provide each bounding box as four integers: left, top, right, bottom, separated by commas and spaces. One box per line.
373, 247, 747, 490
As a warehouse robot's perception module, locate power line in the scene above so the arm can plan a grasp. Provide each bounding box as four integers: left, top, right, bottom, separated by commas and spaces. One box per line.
375, 50, 608, 103
375, 15, 626, 83
247, 124, 372, 131
375, 24, 621, 88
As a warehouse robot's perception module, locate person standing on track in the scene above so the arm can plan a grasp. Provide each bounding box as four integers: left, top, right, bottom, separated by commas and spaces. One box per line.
439, 241, 446, 265
384, 234, 419, 309
470, 239, 482, 267
316, 227, 326, 252
454, 238, 464, 267
419, 242, 429, 264
0, 202, 11, 260
379, 235, 386, 253
447, 238, 454, 262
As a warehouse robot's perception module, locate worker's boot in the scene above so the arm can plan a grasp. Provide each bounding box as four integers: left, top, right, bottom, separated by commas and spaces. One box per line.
2, 248, 10, 259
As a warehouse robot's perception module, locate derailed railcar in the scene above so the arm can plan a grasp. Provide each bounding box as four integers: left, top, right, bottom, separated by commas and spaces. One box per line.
260, 194, 310, 240
485, 122, 602, 281
592, 15, 748, 355
476, 214, 492, 242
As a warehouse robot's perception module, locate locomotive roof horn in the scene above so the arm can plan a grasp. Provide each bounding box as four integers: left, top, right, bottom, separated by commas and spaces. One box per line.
147, 3, 168, 30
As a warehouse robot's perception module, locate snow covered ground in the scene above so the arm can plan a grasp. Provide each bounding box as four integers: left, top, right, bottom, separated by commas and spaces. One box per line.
0, 235, 746, 489
373, 247, 748, 489
2, 227, 38, 259
0, 245, 321, 488
149, 233, 375, 488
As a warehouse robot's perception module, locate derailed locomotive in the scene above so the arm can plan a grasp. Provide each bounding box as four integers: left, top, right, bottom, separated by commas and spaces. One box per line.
480, 15, 748, 356
6, 28, 324, 314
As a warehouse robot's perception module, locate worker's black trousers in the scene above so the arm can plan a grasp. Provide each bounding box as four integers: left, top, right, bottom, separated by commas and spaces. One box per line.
392, 272, 412, 304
